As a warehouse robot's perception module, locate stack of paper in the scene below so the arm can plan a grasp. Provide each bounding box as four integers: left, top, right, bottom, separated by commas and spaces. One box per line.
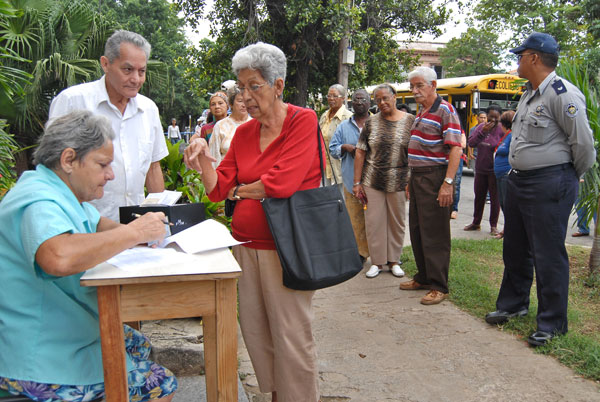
142, 190, 182, 205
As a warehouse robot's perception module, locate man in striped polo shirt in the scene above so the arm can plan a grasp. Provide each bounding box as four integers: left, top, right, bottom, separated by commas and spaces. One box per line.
399, 66, 463, 305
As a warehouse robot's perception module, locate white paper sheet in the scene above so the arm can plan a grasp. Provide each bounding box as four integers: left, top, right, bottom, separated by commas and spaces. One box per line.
159, 219, 245, 254
82, 247, 241, 280
106, 247, 196, 272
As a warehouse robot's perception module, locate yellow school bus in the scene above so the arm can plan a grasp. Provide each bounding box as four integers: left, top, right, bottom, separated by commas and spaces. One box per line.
368, 74, 524, 164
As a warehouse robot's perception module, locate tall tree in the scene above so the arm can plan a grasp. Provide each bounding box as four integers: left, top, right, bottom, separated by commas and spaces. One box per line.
176, 0, 449, 106
471, 0, 595, 55
439, 28, 502, 77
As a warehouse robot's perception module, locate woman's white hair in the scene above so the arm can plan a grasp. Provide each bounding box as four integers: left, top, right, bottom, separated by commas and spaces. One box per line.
407, 66, 437, 84
231, 42, 287, 86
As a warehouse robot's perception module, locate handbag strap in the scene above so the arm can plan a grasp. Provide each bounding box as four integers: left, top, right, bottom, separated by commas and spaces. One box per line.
316, 125, 337, 186
289, 108, 335, 187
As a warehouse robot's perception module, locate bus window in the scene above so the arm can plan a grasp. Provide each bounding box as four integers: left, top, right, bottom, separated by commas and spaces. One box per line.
476, 93, 520, 113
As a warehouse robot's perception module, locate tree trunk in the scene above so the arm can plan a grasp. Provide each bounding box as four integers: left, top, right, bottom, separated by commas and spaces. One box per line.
589, 196, 600, 275
337, 37, 350, 90
14, 148, 30, 176
291, 60, 309, 107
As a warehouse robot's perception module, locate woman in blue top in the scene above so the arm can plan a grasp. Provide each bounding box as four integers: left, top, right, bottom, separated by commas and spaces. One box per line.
493, 110, 515, 239
0, 110, 177, 402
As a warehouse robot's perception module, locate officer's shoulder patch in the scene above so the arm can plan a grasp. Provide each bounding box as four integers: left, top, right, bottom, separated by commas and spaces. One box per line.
566, 103, 579, 118
552, 79, 567, 95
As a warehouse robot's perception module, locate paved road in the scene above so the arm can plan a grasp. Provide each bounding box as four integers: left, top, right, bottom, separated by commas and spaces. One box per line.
448, 171, 593, 247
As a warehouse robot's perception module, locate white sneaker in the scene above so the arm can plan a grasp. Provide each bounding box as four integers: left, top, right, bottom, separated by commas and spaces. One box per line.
390, 264, 405, 277
365, 265, 381, 278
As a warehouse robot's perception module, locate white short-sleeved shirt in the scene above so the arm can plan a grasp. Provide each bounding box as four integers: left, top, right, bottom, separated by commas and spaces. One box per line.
49, 76, 168, 221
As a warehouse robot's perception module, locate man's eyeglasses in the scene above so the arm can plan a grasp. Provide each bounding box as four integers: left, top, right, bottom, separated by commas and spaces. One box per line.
326, 94, 343, 99
353, 98, 370, 104
238, 83, 267, 94
374, 95, 393, 103
409, 83, 428, 91
517, 52, 536, 62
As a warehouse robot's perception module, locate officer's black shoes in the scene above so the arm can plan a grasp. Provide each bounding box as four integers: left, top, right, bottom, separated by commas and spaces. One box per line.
484, 308, 529, 325
527, 331, 555, 347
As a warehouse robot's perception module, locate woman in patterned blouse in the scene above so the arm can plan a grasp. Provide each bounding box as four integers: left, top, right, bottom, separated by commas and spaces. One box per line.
353, 84, 415, 279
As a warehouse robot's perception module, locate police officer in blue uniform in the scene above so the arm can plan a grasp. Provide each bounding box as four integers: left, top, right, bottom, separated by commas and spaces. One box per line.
484, 32, 596, 346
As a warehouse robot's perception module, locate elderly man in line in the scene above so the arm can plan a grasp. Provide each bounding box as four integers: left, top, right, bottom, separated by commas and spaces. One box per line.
320, 84, 353, 190
329, 89, 371, 262
49, 30, 167, 221
399, 66, 463, 305
484, 33, 595, 346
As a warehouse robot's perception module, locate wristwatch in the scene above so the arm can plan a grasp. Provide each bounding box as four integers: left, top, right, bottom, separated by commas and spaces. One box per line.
443, 177, 454, 185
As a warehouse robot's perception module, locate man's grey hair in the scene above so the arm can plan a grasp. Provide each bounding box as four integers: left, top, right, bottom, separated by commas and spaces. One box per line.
329, 84, 346, 98
34, 110, 115, 169
407, 66, 437, 84
104, 30, 151, 62
232, 42, 287, 86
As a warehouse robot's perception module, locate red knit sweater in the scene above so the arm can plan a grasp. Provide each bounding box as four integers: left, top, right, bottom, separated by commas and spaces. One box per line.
208, 104, 324, 249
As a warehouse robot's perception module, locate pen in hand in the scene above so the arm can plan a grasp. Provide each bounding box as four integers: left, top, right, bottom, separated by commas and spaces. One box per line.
131, 212, 174, 226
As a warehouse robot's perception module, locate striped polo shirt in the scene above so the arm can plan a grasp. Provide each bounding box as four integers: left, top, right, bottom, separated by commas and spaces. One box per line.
408, 95, 462, 167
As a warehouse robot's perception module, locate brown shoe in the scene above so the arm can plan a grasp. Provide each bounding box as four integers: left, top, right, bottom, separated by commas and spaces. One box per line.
464, 223, 481, 231
420, 290, 448, 305
572, 231, 589, 237
450, 211, 457, 219
490, 227, 499, 236
399, 279, 430, 290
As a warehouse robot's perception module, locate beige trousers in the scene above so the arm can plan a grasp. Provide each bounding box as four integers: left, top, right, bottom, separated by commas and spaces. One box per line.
344, 187, 369, 258
233, 246, 319, 402
363, 186, 406, 266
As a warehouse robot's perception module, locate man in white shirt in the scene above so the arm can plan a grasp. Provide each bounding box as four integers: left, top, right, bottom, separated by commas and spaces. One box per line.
49, 30, 167, 221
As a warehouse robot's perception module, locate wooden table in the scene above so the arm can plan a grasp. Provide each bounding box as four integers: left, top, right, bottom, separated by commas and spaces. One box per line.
81, 248, 241, 402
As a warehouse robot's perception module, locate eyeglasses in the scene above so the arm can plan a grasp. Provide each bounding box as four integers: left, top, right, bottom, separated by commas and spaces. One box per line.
409, 83, 428, 91
374, 95, 393, 103
517, 52, 536, 62
353, 98, 369, 104
238, 83, 268, 94
326, 94, 343, 99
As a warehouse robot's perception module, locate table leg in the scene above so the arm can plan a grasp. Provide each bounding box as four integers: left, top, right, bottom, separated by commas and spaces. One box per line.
97, 285, 128, 402
203, 278, 238, 402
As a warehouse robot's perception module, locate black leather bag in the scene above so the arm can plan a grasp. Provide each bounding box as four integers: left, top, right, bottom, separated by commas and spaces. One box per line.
261, 123, 362, 290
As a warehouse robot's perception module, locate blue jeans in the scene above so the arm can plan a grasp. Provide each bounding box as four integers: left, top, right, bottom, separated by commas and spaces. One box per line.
496, 172, 509, 212
575, 200, 597, 234
452, 158, 464, 212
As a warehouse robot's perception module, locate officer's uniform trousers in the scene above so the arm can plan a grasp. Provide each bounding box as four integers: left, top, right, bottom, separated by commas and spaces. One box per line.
497, 163, 578, 334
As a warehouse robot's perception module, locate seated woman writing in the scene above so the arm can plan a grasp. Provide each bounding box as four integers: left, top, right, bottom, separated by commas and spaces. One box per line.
0, 110, 177, 402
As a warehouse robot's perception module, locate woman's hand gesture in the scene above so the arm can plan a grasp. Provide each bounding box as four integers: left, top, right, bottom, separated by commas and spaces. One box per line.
183, 138, 216, 172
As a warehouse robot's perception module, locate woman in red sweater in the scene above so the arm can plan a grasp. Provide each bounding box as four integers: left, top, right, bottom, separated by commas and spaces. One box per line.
184, 42, 322, 402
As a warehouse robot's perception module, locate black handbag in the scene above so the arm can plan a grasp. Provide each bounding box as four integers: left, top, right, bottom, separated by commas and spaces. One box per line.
261, 122, 363, 290
224, 199, 236, 217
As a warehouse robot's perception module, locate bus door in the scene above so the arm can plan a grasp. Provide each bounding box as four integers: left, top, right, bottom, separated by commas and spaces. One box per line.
450, 95, 469, 134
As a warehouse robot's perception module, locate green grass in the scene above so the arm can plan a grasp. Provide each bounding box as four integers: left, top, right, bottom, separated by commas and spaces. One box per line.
402, 239, 600, 381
